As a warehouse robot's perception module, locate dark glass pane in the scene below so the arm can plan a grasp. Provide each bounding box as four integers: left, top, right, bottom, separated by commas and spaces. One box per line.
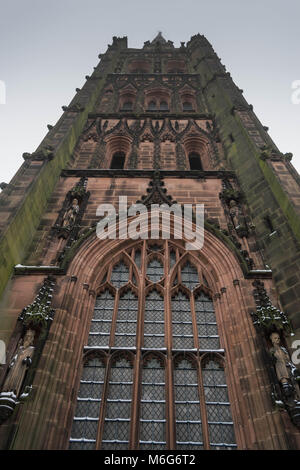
189, 153, 202, 171
174, 359, 203, 449
195, 292, 220, 350
144, 290, 165, 348
169, 250, 176, 269
114, 290, 138, 347
69, 358, 105, 450
122, 101, 133, 110
110, 152, 125, 169
160, 101, 168, 110
88, 290, 114, 348
148, 101, 157, 110
134, 250, 141, 268
171, 292, 194, 349
202, 360, 236, 449
139, 358, 166, 449
101, 358, 133, 450
147, 258, 163, 283
181, 262, 199, 290
110, 262, 129, 288
183, 101, 193, 111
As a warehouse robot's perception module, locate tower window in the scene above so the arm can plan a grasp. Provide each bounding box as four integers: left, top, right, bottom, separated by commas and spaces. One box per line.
122, 101, 133, 110
160, 101, 169, 111
189, 152, 203, 171
148, 100, 157, 111
182, 101, 193, 111
110, 152, 125, 169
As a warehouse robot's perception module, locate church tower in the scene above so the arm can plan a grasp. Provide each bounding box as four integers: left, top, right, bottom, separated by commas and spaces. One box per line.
0, 33, 300, 450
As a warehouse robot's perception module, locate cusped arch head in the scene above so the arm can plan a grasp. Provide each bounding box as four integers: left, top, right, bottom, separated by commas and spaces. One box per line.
65, 215, 245, 295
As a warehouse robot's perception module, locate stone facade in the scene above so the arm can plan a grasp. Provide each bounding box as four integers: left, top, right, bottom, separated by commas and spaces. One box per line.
0, 33, 299, 450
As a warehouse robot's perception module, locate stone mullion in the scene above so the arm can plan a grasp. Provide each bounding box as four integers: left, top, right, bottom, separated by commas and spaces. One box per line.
108, 290, 119, 348
129, 350, 141, 449
96, 355, 113, 450
197, 354, 210, 450
166, 353, 175, 450
190, 293, 199, 350
165, 252, 176, 449
129, 243, 145, 449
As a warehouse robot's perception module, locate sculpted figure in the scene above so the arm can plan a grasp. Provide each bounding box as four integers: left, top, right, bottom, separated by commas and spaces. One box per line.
270, 332, 292, 384
62, 198, 79, 228
229, 199, 241, 229
269, 332, 300, 399
2, 329, 35, 397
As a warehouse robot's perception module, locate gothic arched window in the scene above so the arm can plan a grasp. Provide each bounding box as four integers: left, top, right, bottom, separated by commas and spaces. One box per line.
69, 241, 237, 450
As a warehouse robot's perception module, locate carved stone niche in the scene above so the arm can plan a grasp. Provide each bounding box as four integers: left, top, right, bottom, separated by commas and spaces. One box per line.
52, 177, 90, 240
219, 179, 249, 238
250, 280, 300, 428
0, 276, 56, 424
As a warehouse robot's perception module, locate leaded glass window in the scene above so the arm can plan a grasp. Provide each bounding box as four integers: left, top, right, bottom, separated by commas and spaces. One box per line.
174, 358, 203, 450
171, 291, 194, 349
114, 290, 138, 347
110, 261, 129, 288
202, 360, 236, 450
195, 291, 220, 350
101, 357, 133, 450
88, 290, 114, 347
69, 357, 105, 450
139, 357, 166, 450
144, 290, 165, 349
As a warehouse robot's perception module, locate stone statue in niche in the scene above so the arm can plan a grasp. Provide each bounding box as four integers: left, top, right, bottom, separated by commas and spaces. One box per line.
1, 329, 35, 398
269, 332, 300, 400
229, 199, 241, 228
228, 199, 248, 237
62, 198, 80, 229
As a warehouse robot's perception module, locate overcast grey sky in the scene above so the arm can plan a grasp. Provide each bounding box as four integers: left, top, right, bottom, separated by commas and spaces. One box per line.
0, 0, 300, 183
